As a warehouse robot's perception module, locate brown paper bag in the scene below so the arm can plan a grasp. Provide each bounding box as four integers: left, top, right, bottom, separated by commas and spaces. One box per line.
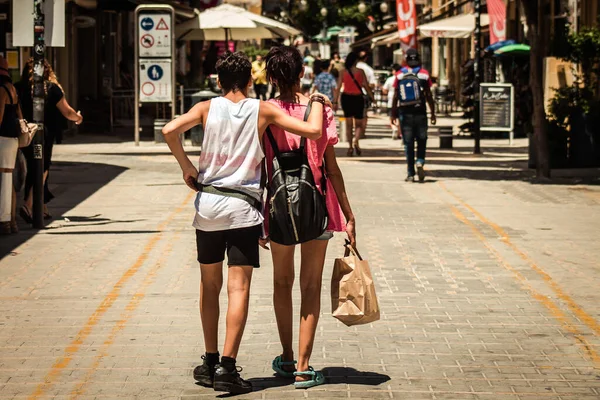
331, 241, 380, 326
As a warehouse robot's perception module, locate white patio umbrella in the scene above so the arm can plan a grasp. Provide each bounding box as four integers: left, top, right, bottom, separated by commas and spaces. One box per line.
176, 4, 301, 42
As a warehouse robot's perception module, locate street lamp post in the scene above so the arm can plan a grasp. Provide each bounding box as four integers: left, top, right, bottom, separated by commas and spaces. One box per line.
320, 7, 328, 58
473, 0, 482, 154
358, 1, 389, 30
32, 0, 45, 228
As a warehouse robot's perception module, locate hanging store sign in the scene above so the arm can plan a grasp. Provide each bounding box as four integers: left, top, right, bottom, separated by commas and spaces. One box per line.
396, 0, 417, 51
488, 0, 506, 44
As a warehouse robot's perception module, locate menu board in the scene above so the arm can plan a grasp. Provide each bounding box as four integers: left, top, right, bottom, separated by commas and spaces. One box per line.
480, 83, 514, 132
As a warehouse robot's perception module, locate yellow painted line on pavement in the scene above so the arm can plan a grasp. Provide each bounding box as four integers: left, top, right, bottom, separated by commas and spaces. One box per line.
28, 191, 194, 400
449, 205, 599, 365
69, 229, 181, 399
439, 182, 600, 338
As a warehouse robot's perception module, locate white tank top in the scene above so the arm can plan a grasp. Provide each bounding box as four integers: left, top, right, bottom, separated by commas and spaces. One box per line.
193, 97, 265, 232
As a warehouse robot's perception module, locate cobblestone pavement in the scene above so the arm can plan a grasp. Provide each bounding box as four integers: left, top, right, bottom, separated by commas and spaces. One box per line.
1, 117, 599, 400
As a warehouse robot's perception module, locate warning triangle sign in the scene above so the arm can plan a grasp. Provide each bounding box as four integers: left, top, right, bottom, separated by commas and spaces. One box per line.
156, 18, 169, 30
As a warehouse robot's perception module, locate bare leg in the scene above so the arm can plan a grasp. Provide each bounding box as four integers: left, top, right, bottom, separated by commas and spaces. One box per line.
345, 118, 354, 146
271, 242, 296, 364
199, 262, 224, 354
359, 115, 368, 139
354, 119, 364, 153
296, 239, 329, 381
222, 265, 254, 359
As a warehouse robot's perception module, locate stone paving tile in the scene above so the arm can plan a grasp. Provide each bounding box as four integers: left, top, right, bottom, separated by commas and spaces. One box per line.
1, 122, 599, 399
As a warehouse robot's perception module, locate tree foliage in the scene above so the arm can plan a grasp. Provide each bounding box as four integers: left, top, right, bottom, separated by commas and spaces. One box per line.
288, 0, 371, 38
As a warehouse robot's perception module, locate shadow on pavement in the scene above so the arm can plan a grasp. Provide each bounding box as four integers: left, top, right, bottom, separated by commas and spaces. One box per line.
240, 367, 390, 396
0, 161, 128, 260
45, 230, 159, 235
335, 145, 600, 185
321, 367, 391, 385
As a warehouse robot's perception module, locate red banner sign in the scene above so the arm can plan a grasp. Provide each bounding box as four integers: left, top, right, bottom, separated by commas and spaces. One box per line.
396, 0, 417, 51
488, 0, 506, 44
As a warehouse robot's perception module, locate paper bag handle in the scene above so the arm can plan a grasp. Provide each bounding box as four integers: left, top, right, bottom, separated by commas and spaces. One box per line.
344, 240, 363, 261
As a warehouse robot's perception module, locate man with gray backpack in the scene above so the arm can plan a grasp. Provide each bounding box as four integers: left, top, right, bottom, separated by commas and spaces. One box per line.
391, 49, 437, 182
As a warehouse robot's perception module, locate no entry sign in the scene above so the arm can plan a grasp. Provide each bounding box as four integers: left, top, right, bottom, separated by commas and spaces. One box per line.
137, 13, 171, 57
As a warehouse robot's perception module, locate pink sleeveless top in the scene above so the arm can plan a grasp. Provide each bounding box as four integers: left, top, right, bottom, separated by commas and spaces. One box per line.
263, 100, 346, 233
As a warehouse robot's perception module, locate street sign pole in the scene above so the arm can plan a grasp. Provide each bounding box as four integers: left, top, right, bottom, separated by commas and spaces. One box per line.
473, 0, 482, 154
32, 0, 45, 228
134, 5, 176, 146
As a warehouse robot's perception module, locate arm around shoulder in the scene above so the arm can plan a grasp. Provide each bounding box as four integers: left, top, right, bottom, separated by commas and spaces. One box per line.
260, 100, 323, 140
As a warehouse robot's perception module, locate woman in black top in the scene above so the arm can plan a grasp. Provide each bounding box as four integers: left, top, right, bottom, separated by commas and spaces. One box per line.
0, 55, 23, 234
17, 59, 82, 222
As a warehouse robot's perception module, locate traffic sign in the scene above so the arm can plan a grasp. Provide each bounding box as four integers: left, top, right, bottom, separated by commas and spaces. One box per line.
137, 13, 171, 57
140, 34, 154, 48
140, 17, 154, 31
139, 59, 172, 103
147, 65, 163, 81
156, 18, 169, 30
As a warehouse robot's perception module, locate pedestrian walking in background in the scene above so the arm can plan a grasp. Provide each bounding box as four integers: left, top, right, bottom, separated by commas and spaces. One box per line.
300, 60, 314, 96
161, 51, 326, 395
263, 45, 356, 389
0, 55, 23, 235
391, 49, 436, 183
312, 60, 338, 107
382, 63, 402, 140
356, 51, 377, 137
251, 55, 268, 100
329, 52, 344, 79
335, 51, 375, 157
17, 59, 82, 223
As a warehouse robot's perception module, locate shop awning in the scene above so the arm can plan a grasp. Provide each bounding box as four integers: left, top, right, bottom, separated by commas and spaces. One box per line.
372, 31, 400, 46
418, 13, 489, 39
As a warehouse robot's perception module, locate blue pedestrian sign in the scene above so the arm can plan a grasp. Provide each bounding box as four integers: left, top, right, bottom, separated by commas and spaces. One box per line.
140, 17, 154, 31
147, 65, 164, 81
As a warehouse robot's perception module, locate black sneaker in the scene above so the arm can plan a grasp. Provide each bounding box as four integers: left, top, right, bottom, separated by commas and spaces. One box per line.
416, 162, 425, 182
193, 355, 218, 388
405, 175, 415, 182
213, 364, 252, 394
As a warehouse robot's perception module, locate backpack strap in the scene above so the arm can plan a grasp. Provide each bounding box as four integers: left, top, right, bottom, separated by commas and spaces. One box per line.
265, 127, 281, 158
1, 85, 14, 105
299, 101, 312, 151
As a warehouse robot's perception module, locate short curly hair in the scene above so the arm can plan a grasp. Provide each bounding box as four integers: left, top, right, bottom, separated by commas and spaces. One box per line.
265, 46, 304, 92
215, 51, 252, 93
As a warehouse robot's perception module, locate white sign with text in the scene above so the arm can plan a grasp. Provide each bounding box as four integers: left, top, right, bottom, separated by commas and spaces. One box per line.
139, 59, 172, 103
138, 13, 172, 58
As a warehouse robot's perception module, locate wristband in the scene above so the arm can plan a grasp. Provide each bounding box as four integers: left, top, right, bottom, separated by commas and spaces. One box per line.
310, 97, 326, 106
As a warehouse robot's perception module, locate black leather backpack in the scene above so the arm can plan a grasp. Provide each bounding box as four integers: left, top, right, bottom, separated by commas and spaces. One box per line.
265, 105, 328, 245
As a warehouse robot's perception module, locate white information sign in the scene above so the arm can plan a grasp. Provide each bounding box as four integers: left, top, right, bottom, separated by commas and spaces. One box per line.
139, 59, 172, 103
138, 13, 172, 58
338, 26, 356, 60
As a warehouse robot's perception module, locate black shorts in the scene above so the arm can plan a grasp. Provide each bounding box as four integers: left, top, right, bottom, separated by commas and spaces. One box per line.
196, 225, 262, 268
341, 93, 365, 119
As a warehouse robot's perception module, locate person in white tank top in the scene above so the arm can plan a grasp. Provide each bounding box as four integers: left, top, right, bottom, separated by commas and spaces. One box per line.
161, 51, 330, 394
